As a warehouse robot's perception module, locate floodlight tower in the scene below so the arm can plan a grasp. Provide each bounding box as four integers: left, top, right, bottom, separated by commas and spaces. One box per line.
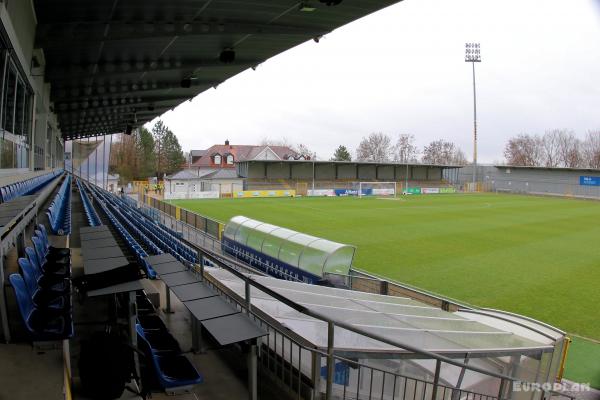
465, 43, 481, 189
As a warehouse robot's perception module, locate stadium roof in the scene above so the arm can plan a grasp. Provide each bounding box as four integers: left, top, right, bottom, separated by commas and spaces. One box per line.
33, 0, 403, 141
238, 159, 464, 168
208, 268, 556, 358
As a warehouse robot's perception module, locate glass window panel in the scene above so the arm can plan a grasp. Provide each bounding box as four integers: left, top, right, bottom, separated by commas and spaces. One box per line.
234, 219, 261, 245
223, 216, 247, 240
323, 246, 354, 276
2, 63, 16, 133
261, 227, 296, 259
14, 78, 24, 136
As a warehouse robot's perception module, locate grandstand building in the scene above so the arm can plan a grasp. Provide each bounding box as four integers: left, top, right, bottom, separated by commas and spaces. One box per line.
238, 159, 461, 194
457, 164, 600, 199
0, 1, 580, 400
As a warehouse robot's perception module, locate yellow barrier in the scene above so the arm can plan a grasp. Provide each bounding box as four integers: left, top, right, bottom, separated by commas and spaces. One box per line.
175, 206, 181, 220
557, 336, 572, 380
233, 189, 296, 198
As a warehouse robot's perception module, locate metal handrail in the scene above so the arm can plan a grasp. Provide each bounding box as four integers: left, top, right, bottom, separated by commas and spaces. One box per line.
134, 194, 566, 400
195, 244, 547, 384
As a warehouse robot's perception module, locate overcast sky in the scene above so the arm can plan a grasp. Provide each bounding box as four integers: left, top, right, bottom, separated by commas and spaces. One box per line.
146, 0, 600, 163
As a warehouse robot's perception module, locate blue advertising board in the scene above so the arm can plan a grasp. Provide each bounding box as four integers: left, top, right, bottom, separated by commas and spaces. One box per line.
334, 188, 373, 196
321, 361, 350, 386
580, 176, 600, 186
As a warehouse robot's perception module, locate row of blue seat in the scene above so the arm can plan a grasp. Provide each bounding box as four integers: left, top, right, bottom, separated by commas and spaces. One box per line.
136, 299, 203, 392
76, 179, 101, 226
91, 188, 190, 268
10, 224, 73, 341
87, 184, 157, 279
103, 192, 198, 265
47, 175, 72, 235
0, 169, 63, 203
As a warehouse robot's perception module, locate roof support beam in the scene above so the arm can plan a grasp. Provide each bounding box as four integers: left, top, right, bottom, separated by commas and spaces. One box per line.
36, 21, 329, 47
53, 79, 220, 104
45, 59, 259, 81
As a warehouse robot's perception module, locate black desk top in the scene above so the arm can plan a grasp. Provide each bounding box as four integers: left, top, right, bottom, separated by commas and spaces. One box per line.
83, 246, 124, 260
201, 313, 268, 346
183, 296, 239, 322
160, 271, 200, 288
81, 238, 118, 250
144, 253, 177, 266
83, 256, 129, 275
80, 231, 114, 241
153, 261, 186, 276
170, 282, 217, 302
87, 280, 144, 297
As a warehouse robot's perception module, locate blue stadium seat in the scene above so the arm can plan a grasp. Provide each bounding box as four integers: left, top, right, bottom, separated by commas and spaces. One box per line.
46, 175, 71, 235
17, 258, 68, 311
36, 225, 71, 258
25, 247, 69, 291
136, 324, 202, 392
9, 274, 73, 341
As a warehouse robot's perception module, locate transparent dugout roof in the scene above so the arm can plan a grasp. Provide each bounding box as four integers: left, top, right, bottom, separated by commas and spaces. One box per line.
223, 216, 355, 277
208, 268, 554, 356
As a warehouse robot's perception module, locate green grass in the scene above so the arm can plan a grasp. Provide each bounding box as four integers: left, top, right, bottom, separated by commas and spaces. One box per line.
564, 338, 600, 389
172, 193, 600, 386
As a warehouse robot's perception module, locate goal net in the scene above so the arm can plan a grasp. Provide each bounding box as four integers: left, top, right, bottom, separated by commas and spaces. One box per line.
357, 182, 397, 197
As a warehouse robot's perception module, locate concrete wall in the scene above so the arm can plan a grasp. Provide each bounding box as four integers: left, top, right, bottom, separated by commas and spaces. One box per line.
167, 178, 243, 194
458, 165, 600, 198
265, 163, 289, 179
412, 166, 427, 180
377, 165, 395, 180
315, 164, 335, 180
357, 165, 376, 180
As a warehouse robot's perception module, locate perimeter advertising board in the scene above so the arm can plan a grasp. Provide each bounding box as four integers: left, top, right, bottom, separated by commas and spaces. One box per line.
580, 176, 600, 186
233, 190, 295, 198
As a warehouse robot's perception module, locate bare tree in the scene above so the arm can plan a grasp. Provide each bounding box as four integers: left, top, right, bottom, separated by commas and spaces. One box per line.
541, 130, 562, 167
555, 130, 582, 168
260, 137, 293, 148
355, 132, 393, 162
393, 134, 418, 163
582, 130, 600, 169
421, 140, 467, 165
452, 148, 468, 165
294, 143, 317, 160
504, 134, 544, 166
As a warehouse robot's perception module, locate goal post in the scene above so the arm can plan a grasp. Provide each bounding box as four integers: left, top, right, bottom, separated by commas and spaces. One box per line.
357, 182, 398, 198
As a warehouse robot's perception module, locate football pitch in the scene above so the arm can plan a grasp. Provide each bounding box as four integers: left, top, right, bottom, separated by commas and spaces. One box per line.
171, 193, 600, 386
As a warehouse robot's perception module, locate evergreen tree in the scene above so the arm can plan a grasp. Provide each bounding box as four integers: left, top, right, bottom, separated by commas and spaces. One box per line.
151, 120, 185, 177
137, 127, 156, 178
162, 129, 185, 175
331, 145, 352, 161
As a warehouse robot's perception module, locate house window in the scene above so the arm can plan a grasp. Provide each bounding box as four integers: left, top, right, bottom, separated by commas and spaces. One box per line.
175, 182, 185, 187
226, 154, 234, 164
214, 154, 221, 164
